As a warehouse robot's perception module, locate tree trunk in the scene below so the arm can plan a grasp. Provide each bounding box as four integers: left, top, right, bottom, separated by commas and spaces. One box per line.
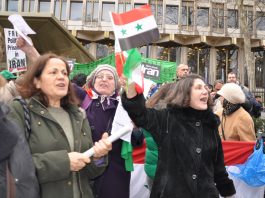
236, 0, 255, 91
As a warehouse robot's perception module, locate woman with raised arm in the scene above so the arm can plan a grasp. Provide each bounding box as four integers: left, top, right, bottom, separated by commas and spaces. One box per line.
121, 74, 236, 198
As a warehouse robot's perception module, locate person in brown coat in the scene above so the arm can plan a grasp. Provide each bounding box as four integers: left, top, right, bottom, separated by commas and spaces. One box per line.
215, 83, 256, 141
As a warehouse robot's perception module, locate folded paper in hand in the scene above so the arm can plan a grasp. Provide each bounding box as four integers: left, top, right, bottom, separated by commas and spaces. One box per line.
8, 14, 36, 46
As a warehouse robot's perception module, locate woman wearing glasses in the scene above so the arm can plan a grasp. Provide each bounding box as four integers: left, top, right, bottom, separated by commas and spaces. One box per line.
75, 64, 134, 198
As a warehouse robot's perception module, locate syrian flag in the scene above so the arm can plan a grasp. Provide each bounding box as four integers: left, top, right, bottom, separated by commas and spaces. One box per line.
130, 141, 265, 198
114, 45, 156, 95
115, 41, 155, 95
110, 4, 159, 51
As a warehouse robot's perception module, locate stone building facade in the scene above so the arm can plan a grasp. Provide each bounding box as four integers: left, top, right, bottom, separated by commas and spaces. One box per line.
0, 0, 265, 92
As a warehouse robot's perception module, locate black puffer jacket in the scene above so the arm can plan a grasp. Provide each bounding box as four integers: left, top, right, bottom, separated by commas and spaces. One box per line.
122, 94, 236, 198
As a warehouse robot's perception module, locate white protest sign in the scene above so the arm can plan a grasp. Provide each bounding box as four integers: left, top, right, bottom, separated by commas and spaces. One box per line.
4, 28, 27, 73
67, 59, 76, 71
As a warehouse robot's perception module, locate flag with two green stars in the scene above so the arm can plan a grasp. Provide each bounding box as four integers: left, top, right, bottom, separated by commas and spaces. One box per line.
110, 4, 159, 51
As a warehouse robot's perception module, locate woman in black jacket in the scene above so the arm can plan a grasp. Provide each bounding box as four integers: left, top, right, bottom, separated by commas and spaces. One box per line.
121, 74, 236, 198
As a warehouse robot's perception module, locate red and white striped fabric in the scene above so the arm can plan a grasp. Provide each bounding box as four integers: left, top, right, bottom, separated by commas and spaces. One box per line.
130, 141, 265, 198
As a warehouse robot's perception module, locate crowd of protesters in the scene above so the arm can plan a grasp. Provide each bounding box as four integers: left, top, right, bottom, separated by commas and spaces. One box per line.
1, 35, 264, 198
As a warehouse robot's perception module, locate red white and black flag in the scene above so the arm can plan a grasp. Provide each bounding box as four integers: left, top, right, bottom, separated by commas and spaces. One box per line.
110, 4, 159, 51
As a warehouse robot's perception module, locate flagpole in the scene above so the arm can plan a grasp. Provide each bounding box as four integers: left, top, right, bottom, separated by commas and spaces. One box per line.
119, 52, 125, 65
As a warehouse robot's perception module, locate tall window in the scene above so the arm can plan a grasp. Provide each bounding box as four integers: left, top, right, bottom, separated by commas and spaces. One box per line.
54, 0, 66, 20
38, 0, 50, 12
182, 1, 194, 27
187, 48, 197, 73
212, 3, 224, 30
165, 5, 178, 25
70, 1, 82, 20
23, 0, 35, 12
256, 12, 265, 31
118, 1, 131, 13
150, 0, 163, 27
216, 49, 226, 81
157, 46, 168, 61
155, 47, 178, 62
254, 51, 265, 88
216, 48, 238, 81
244, 6, 253, 31
7, 0, 18, 11
227, 9, 238, 28
86, 0, 99, 22
228, 49, 238, 74
197, 7, 209, 27
102, 2, 115, 22
169, 47, 177, 62
198, 48, 210, 82
188, 47, 210, 82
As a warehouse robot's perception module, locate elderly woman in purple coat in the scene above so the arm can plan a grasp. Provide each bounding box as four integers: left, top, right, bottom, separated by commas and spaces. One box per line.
75, 64, 141, 198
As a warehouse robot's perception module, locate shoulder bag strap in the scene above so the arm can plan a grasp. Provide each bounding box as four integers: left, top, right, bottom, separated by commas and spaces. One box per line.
221, 115, 226, 141
14, 97, 31, 141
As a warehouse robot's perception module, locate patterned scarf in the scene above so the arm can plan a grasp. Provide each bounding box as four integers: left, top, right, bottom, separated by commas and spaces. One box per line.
222, 99, 241, 116
86, 88, 118, 111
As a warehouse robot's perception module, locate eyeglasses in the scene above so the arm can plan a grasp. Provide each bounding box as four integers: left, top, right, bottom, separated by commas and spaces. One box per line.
95, 74, 114, 81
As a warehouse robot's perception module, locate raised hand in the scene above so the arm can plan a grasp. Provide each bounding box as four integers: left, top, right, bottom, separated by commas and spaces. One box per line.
16, 36, 40, 64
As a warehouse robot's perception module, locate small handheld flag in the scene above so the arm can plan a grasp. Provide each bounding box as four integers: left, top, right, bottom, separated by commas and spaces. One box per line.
110, 4, 159, 51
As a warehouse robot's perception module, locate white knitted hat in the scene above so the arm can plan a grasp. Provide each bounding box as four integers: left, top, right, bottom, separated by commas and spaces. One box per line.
86, 64, 119, 90
217, 83, 245, 104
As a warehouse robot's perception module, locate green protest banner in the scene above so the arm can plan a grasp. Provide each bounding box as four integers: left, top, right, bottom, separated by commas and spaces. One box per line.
70, 54, 177, 83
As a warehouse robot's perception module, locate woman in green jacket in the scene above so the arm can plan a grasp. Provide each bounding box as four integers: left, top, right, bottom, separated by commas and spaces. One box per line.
8, 53, 112, 198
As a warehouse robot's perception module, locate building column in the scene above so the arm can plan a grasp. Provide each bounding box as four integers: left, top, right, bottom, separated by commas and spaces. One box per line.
180, 46, 188, 64
237, 40, 245, 85
87, 42, 97, 58
149, 45, 157, 59
209, 47, 217, 84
